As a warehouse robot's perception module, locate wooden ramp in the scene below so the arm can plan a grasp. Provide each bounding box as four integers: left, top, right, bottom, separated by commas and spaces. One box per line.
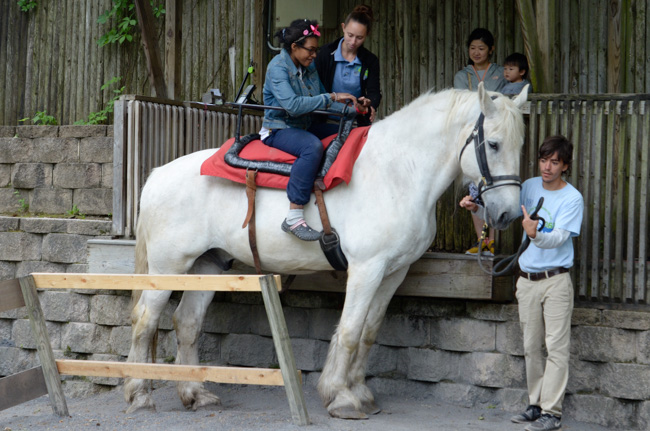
0, 273, 309, 426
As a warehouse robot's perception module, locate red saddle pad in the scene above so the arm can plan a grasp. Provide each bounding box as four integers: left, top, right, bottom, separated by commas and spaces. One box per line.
200, 126, 370, 190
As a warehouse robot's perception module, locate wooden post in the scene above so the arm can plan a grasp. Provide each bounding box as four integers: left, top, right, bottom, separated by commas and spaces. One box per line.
165, 0, 182, 99
18, 275, 68, 417
258, 275, 310, 426
515, 0, 553, 92
134, 0, 168, 98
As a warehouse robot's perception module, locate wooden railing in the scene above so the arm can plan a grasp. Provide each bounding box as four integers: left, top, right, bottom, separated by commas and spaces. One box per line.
112, 94, 650, 306
522, 94, 650, 305
112, 95, 263, 238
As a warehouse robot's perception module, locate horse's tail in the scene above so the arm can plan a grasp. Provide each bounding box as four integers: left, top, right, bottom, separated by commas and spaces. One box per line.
131, 216, 148, 310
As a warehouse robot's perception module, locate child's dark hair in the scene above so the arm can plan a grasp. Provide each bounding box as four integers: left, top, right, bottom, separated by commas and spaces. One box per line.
274, 19, 320, 52
345, 4, 374, 33
539, 135, 573, 176
504, 52, 530, 81
466, 28, 495, 65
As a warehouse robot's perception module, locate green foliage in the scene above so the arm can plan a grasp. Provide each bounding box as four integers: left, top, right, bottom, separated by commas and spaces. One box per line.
19, 110, 58, 125
97, 0, 165, 47
75, 76, 124, 125
13, 190, 29, 213
17, 0, 37, 12
67, 204, 86, 219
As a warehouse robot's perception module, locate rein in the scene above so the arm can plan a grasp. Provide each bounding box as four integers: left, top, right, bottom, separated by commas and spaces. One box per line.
477, 197, 545, 277
458, 102, 525, 277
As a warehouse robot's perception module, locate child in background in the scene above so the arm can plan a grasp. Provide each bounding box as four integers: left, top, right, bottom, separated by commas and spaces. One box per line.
502, 52, 532, 95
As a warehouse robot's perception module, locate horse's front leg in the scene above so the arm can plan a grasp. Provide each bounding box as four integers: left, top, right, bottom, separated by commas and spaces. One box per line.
348, 266, 410, 415
124, 289, 173, 413
173, 290, 219, 410
317, 262, 385, 419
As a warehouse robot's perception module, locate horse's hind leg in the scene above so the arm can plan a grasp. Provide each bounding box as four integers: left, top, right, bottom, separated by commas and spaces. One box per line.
348, 266, 409, 415
174, 290, 219, 410
124, 289, 173, 413
173, 253, 225, 410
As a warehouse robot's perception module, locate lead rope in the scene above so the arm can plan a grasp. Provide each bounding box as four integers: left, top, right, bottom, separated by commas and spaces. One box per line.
476, 197, 545, 277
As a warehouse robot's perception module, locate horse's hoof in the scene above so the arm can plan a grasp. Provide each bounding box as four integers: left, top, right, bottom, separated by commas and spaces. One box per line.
180, 387, 221, 411
361, 400, 381, 415
125, 393, 156, 414
328, 407, 369, 420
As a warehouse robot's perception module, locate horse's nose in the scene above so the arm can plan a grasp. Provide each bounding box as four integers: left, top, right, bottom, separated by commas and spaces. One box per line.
496, 211, 514, 228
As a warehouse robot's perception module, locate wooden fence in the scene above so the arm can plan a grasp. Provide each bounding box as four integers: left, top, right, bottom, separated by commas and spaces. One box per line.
4, 0, 650, 125
112, 95, 263, 238
112, 93, 650, 306
0, 273, 309, 425
522, 94, 650, 305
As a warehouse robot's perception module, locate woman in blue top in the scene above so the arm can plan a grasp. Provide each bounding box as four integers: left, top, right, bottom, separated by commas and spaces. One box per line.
315, 4, 380, 126
260, 19, 367, 241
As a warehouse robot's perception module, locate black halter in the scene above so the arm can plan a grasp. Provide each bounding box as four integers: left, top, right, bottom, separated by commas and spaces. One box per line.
458, 111, 522, 204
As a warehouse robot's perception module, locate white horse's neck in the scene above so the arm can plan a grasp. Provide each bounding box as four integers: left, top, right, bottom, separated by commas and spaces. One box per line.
353, 90, 477, 213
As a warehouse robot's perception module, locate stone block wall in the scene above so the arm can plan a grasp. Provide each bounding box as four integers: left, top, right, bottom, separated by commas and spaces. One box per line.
0, 216, 111, 279
0, 125, 113, 216
1, 287, 649, 429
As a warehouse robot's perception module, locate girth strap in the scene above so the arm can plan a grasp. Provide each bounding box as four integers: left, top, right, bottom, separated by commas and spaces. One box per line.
314, 179, 348, 271
243, 170, 262, 274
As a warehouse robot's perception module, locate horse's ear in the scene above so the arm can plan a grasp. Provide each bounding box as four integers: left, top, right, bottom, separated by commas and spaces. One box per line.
478, 82, 497, 118
512, 84, 529, 108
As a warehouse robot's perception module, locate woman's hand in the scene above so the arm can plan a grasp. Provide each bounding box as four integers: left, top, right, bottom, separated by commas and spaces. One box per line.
358, 97, 372, 108
459, 195, 479, 212
354, 101, 368, 114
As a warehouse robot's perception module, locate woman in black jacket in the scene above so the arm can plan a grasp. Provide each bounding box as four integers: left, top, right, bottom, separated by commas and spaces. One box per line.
315, 4, 381, 126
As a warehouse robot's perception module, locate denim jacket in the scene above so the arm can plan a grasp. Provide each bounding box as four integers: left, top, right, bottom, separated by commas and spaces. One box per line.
262, 49, 347, 130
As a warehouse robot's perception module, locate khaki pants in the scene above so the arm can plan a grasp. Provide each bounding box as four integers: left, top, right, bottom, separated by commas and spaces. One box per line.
516, 272, 573, 417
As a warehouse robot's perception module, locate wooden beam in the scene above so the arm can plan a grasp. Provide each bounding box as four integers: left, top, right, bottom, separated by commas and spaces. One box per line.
0, 367, 48, 412
56, 359, 290, 386
30, 273, 282, 292
0, 278, 25, 313
134, 0, 167, 98
18, 276, 68, 417
259, 274, 309, 425
164, 0, 182, 99
279, 253, 513, 301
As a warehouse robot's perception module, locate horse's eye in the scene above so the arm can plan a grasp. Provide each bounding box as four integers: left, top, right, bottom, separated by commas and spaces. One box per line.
488, 141, 499, 150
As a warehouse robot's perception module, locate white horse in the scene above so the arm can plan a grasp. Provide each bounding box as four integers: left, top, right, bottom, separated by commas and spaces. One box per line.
125, 83, 528, 418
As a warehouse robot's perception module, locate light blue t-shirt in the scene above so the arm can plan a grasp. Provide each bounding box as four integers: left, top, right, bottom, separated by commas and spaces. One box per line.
518, 177, 584, 273
332, 39, 362, 98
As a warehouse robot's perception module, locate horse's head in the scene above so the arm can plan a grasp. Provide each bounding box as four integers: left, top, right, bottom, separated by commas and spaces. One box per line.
458, 82, 528, 229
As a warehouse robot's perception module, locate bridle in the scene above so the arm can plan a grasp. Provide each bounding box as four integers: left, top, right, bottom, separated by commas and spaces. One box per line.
458, 109, 522, 205
458, 105, 527, 277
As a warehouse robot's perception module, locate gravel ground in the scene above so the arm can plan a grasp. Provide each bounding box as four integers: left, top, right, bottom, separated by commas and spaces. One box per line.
0, 382, 616, 431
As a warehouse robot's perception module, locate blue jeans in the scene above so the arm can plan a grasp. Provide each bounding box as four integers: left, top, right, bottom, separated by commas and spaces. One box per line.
264, 123, 339, 205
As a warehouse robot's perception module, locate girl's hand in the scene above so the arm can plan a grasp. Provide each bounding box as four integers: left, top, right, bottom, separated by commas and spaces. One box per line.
331, 92, 357, 104
459, 195, 479, 212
